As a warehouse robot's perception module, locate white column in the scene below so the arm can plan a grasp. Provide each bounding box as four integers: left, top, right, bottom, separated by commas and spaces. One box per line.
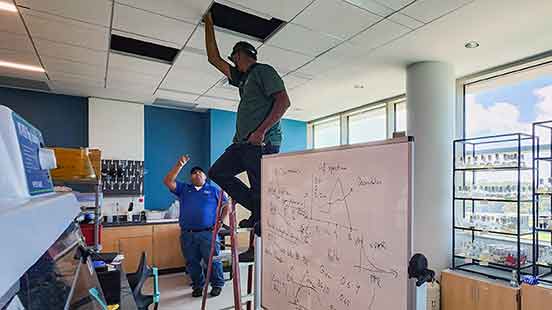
407, 62, 455, 273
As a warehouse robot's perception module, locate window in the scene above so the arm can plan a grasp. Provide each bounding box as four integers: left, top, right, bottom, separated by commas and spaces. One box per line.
313, 117, 340, 148
308, 95, 406, 149
347, 105, 386, 144
394, 101, 407, 132
464, 61, 552, 137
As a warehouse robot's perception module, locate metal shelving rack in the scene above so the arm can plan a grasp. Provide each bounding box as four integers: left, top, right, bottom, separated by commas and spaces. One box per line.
53, 178, 102, 251
452, 133, 534, 282
533, 120, 552, 284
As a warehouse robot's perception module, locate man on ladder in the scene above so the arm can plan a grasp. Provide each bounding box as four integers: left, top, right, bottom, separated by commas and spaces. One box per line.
204, 12, 291, 262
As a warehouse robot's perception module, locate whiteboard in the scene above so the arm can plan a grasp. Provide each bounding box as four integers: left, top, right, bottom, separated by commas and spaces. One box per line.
261, 138, 413, 310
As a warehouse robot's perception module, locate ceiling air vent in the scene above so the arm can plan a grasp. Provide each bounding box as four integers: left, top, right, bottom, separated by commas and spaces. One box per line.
210, 2, 285, 42
0, 76, 50, 92
110, 34, 179, 63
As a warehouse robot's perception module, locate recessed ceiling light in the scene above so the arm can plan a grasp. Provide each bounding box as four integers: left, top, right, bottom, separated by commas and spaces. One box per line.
0, 1, 18, 12
465, 41, 480, 49
0, 60, 45, 72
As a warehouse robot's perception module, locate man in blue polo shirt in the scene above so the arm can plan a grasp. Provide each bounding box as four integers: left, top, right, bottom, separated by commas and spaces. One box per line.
163, 155, 228, 298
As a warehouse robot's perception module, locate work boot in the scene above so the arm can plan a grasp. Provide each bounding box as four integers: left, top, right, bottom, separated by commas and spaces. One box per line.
192, 288, 203, 297
210, 287, 222, 297
239, 215, 255, 228
239, 247, 255, 263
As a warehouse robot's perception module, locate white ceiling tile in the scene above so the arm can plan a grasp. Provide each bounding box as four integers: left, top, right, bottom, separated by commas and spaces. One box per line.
283, 73, 312, 90
115, 0, 210, 23
155, 89, 201, 102
388, 12, 425, 29
401, 0, 473, 23
0, 48, 42, 66
349, 19, 411, 52
171, 49, 222, 78
21, 8, 109, 50
15, 0, 112, 26
113, 3, 196, 46
35, 39, 107, 66
42, 57, 106, 81
48, 72, 105, 87
195, 95, 238, 111
257, 45, 313, 75
380, 0, 413, 10
267, 23, 342, 57
161, 69, 221, 94
108, 52, 171, 77
0, 9, 27, 34
0, 66, 47, 81
220, 0, 313, 21
185, 25, 263, 58
49, 80, 156, 103
204, 84, 239, 101
293, 0, 382, 40
343, 0, 395, 16
0, 33, 34, 53
296, 41, 354, 76
106, 77, 158, 94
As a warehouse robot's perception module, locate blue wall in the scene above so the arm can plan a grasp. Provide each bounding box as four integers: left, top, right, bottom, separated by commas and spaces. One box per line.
144, 106, 210, 210
1, 87, 88, 147
209, 109, 307, 164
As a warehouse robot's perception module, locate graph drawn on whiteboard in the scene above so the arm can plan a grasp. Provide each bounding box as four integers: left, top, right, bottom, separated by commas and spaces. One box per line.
261, 140, 412, 310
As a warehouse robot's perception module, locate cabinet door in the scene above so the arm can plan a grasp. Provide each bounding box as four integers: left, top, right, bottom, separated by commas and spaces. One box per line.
153, 224, 186, 269
101, 228, 119, 253
522, 284, 552, 310
476, 281, 518, 310
119, 236, 153, 272
442, 271, 476, 310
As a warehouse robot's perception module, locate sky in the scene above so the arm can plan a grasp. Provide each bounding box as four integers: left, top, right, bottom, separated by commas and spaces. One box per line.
466, 73, 552, 137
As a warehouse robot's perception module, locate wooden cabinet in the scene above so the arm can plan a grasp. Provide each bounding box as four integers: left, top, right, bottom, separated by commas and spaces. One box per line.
152, 223, 186, 269
522, 284, 552, 310
102, 223, 186, 271
442, 270, 477, 310
441, 270, 519, 310
119, 236, 153, 272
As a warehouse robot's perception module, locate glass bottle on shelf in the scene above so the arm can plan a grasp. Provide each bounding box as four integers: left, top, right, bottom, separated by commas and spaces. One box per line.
457, 156, 465, 169
487, 154, 493, 167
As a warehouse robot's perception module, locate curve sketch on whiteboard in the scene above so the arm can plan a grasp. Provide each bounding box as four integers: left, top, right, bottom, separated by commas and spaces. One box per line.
263, 161, 400, 310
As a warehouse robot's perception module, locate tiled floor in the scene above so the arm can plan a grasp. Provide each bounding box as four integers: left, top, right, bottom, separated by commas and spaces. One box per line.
143, 266, 254, 310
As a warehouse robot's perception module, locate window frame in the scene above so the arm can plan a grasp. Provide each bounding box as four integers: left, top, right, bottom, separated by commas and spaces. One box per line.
457, 51, 552, 140
308, 94, 406, 148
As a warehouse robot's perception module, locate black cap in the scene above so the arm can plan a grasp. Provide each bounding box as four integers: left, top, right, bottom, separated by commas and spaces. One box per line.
228, 41, 257, 62
190, 166, 205, 175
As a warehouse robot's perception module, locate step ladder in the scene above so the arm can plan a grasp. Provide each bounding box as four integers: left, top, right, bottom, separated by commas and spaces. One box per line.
201, 193, 257, 310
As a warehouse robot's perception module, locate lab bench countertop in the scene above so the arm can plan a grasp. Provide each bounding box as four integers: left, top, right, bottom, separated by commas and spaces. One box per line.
103, 219, 178, 227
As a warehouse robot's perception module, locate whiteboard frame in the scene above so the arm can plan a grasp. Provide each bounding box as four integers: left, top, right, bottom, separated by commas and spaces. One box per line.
260, 136, 415, 310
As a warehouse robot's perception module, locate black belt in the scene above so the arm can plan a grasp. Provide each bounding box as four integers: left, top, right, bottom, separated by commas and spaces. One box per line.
183, 227, 213, 233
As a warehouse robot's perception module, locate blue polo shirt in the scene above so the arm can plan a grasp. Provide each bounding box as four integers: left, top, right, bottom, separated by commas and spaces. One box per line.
170, 181, 227, 230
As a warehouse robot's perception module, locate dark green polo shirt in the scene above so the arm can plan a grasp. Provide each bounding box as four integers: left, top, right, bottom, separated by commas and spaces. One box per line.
229, 63, 286, 146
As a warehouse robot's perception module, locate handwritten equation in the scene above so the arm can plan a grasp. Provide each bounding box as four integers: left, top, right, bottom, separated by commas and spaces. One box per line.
262, 158, 407, 310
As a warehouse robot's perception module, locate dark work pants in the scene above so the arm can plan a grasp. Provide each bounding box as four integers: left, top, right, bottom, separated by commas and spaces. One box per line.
208, 143, 280, 223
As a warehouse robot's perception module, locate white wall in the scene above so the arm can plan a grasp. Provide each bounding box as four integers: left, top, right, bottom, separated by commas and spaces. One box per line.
88, 97, 145, 216
88, 97, 144, 161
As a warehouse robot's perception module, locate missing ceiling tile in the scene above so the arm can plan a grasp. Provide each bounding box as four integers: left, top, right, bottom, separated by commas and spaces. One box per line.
110, 34, 179, 63
210, 2, 285, 42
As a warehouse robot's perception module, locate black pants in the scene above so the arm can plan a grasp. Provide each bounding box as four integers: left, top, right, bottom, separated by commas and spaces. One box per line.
208, 143, 280, 222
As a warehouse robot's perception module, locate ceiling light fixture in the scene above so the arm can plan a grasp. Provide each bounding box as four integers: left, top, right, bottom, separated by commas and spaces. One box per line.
354, 84, 365, 89
0, 1, 17, 12
465, 41, 480, 49
0, 60, 45, 72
